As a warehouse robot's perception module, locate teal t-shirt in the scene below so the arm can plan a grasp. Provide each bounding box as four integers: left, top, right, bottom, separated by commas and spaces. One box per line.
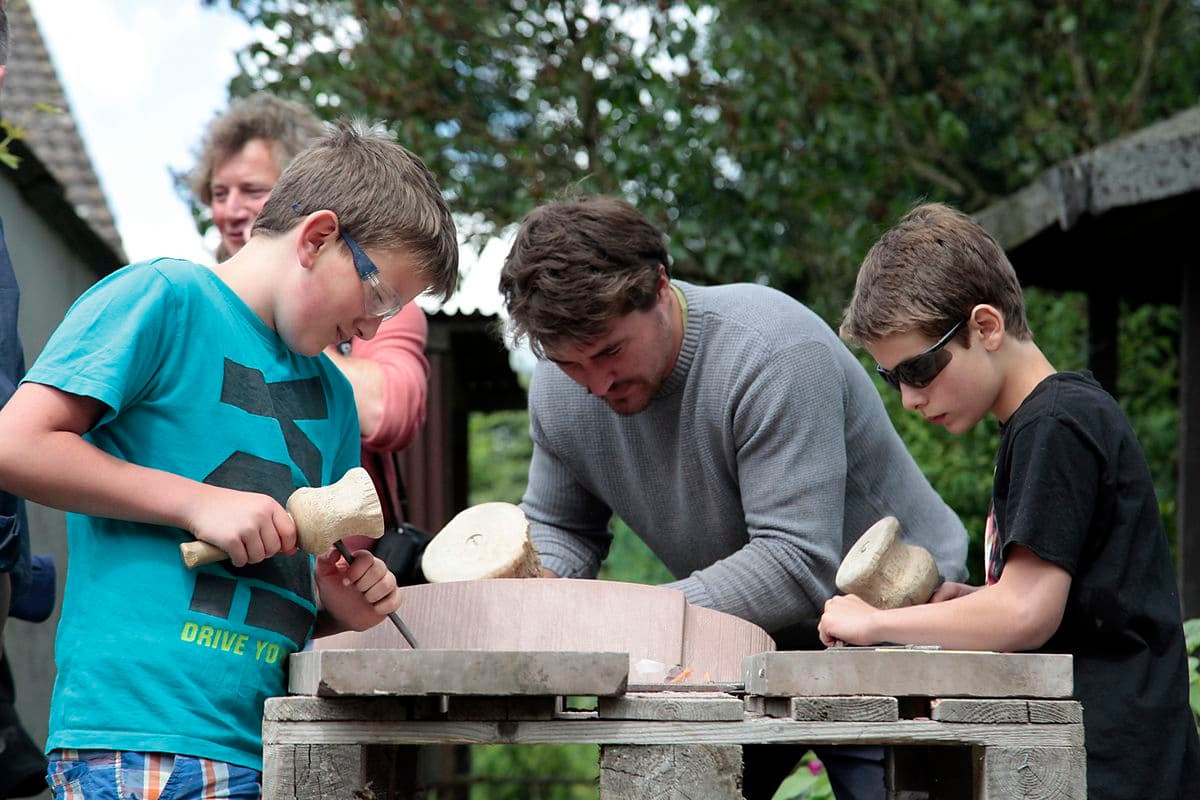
25, 259, 360, 770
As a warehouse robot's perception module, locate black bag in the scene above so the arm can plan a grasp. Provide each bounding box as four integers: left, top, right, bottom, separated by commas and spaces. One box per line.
375, 522, 435, 586
366, 450, 435, 586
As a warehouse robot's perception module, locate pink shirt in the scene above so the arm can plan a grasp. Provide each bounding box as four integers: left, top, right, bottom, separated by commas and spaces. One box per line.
348, 302, 428, 526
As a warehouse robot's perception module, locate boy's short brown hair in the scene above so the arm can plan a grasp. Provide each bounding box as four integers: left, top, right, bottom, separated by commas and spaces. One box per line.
499, 196, 669, 356
254, 122, 459, 302
190, 92, 325, 206
840, 202, 1030, 345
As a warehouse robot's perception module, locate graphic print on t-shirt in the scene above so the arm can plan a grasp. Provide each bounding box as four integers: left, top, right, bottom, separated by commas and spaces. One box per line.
186, 358, 330, 649
984, 504, 1001, 586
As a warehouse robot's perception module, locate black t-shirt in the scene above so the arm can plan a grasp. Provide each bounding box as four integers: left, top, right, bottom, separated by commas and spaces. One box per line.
991, 371, 1200, 798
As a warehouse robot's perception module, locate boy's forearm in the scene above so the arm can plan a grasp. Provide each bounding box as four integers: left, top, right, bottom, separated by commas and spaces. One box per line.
0, 383, 206, 531
0, 426, 205, 531
867, 579, 1062, 652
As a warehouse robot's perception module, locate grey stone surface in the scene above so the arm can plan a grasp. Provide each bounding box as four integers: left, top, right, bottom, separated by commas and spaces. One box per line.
289, 648, 630, 697
743, 650, 1073, 698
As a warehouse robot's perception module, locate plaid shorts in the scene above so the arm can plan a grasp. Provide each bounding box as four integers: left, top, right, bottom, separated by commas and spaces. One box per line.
46, 749, 261, 800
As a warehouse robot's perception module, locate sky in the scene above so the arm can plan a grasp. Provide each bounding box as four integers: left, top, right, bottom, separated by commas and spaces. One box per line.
29, 0, 253, 265
27, 0, 511, 320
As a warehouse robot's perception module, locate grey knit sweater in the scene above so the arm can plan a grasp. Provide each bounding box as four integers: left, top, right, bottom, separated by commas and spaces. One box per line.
522, 281, 967, 636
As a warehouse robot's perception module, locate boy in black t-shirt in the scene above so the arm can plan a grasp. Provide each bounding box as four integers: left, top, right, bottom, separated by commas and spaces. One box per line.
821, 202, 1200, 799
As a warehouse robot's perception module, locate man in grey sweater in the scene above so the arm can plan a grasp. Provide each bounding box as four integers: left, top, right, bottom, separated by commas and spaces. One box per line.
499, 196, 967, 800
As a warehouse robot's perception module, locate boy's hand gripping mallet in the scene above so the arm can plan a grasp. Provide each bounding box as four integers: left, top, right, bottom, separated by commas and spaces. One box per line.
178, 467, 419, 648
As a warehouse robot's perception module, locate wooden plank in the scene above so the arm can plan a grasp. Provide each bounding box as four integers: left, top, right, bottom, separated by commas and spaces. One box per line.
977, 745, 1086, 799
267, 695, 559, 723
262, 744, 298, 800
262, 717, 1083, 749
1028, 701, 1083, 724
931, 699, 1028, 724
789, 696, 898, 722
743, 650, 1073, 698
288, 649, 629, 697
262, 744, 366, 800
266, 696, 424, 722
598, 692, 744, 721
600, 744, 743, 799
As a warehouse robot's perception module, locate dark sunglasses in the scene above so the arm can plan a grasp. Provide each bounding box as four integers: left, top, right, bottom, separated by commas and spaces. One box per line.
876, 318, 967, 390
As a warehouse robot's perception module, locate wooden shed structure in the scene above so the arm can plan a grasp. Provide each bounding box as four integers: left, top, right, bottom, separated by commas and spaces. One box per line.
398, 309, 526, 533
975, 105, 1200, 616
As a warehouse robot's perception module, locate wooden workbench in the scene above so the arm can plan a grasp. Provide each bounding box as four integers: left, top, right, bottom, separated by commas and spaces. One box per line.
262, 648, 1085, 799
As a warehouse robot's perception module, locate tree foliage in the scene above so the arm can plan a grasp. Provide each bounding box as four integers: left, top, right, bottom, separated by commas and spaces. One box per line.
209, 2, 1197, 790
208, 0, 1195, 564
205, 0, 1199, 315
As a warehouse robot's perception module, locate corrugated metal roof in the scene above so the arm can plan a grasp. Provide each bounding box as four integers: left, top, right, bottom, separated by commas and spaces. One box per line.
417, 230, 512, 318
3, 0, 126, 262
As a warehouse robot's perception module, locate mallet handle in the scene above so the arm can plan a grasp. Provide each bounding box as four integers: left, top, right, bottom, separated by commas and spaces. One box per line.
179, 540, 227, 568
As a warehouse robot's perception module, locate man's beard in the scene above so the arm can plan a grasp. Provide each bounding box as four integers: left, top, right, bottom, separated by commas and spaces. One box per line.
600, 379, 658, 416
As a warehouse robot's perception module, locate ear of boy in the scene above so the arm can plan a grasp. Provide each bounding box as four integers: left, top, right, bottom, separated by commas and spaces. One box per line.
296, 211, 341, 271
972, 302, 1058, 424
969, 304, 1006, 352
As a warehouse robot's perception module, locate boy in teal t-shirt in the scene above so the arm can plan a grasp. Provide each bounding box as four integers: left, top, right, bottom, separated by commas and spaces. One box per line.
0, 123, 459, 797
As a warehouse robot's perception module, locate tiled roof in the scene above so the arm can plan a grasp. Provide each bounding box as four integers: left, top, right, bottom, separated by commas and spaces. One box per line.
3, 0, 126, 262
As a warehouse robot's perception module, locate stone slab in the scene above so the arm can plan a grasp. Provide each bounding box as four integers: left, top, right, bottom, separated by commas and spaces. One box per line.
743, 650, 1073, 698
289, 649, 629, 697
315, 579, 774, 682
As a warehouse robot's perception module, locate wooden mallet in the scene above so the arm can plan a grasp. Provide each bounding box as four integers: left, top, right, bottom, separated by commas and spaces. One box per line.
178, 467, 419, 648
835, 516, 942, 609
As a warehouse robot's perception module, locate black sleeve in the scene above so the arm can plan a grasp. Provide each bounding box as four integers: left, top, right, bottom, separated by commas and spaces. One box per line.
995, 414, 1102, 577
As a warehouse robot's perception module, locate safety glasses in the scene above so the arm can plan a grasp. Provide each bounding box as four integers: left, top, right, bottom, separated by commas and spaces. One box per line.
875, 318, 967, 390
341, 230, 406, 321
